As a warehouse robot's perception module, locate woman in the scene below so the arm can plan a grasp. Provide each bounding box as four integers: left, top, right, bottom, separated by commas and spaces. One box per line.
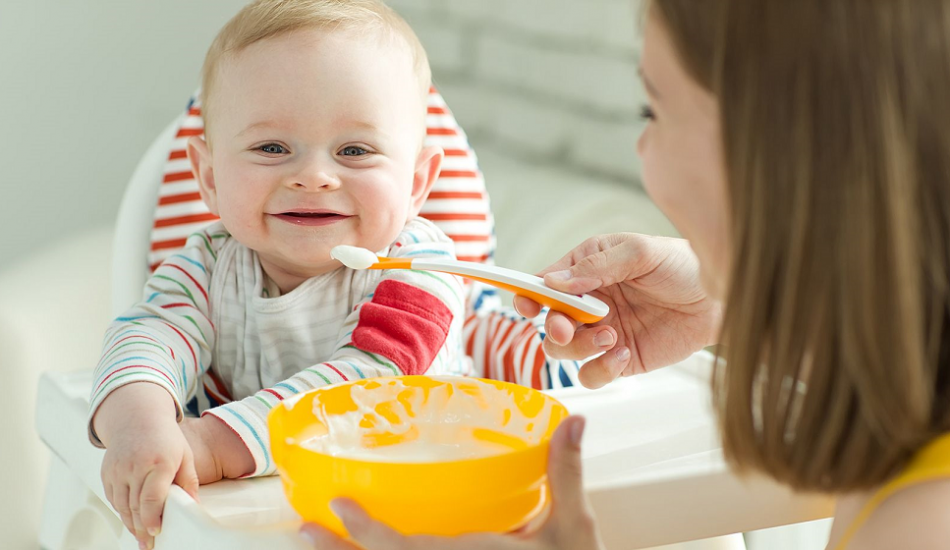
302, 1, 950, 548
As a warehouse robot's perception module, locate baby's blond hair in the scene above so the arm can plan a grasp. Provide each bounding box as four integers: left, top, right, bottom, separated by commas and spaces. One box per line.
200, 0, 431, 139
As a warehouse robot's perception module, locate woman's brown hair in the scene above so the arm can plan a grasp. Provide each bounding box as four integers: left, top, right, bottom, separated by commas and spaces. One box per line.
651, 0, 950, 492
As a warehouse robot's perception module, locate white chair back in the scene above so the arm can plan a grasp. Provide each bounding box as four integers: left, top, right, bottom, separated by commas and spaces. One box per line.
110, 118, 180, 316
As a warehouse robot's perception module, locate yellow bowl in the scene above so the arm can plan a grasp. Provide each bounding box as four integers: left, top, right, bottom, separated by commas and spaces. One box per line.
268, 375, 568, 537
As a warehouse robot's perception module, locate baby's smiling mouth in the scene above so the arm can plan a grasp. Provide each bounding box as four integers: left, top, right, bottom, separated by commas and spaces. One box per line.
283, 211, 339, 218
273, 210, 352, 226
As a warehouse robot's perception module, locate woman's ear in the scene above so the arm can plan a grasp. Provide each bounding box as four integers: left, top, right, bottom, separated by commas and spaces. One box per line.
408, 146, 444, 216
187, 136, 219, 215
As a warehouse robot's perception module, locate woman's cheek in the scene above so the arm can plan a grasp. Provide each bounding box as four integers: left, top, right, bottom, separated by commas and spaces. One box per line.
636, 127, 649, 158
640, 153, 668, 212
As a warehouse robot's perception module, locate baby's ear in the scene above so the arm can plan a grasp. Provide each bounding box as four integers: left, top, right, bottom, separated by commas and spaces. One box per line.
187, 136, 219, 215
409, 146, 444, 216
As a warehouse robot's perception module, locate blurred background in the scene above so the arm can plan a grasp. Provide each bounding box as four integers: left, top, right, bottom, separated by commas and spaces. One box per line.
0, 1, 245, 266
0, 0, 651, 268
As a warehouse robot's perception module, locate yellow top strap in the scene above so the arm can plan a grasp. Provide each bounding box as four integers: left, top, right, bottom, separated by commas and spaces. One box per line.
832, 432, 950, 550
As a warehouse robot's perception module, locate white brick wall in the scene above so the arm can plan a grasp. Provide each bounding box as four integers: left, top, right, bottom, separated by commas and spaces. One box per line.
388, 0, 648, 186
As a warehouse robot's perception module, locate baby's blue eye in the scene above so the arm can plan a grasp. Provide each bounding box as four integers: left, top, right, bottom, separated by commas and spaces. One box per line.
341, 146, 368, 157
259, 143, 287, 155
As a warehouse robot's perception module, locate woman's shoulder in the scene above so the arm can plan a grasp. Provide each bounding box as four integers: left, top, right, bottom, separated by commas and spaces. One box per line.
848, 478, 950, 550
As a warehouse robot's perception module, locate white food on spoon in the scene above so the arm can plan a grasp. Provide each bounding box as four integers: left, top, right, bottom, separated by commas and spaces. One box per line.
331, 245, 379, 270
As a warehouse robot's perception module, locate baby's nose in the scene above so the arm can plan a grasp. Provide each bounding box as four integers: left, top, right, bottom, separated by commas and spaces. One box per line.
292, 170, 341, 191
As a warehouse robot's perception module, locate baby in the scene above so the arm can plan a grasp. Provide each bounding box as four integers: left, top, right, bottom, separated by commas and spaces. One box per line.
87, 1, 464, 547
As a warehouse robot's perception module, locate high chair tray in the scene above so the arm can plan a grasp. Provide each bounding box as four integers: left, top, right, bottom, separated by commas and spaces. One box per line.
36, 352, 833, 550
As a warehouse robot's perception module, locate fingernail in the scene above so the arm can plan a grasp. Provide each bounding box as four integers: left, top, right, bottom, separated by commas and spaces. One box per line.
570, 417, 586, 447
616, 347, 631, 362
594, 330, 614, 348
148, 527, 160, 537
329, 499, 346, 519
299, 527, 317, 545
547, 270, 572, 281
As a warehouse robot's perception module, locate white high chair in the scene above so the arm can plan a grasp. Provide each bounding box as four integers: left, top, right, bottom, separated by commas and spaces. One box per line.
35, 112, 834, 549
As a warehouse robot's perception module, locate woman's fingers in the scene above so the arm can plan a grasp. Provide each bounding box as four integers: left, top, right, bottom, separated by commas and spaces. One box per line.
577, 347, 630, 389
299, 523, 363, 550
542, 417, 602, 548
546, 417, 587, 519
542, 237, 643, 295
513, 295, 542, 319
543, 312, 579, 347
544, 312, 629, 389
314, 503, 515, 550
543, 271, 607, 295
516, 235, 633, 318
542, 313, 617, 358
330, 499, 409, 550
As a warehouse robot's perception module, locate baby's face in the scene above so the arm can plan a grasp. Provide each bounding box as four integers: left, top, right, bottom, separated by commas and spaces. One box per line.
192, 29, 435, 284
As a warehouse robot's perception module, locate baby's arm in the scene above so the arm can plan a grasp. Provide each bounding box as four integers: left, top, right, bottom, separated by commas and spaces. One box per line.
92, 383, 197, 547
201, 218, 466, 477
89, 226, 225, 547
463, 283, 583, 388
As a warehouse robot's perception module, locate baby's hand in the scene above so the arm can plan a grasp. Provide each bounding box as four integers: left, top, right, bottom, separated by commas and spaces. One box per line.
93, 384, 199, 550
180, 415, 255, 484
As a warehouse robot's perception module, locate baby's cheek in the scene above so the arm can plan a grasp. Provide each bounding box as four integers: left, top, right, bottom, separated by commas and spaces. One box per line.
218, 193, 267, 246
219, 197, 252, 228
354, 183, 413, 245
357, 211, 408, 253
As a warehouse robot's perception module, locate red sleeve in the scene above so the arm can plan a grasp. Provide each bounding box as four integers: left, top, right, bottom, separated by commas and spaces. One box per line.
351, 280, 454, 375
